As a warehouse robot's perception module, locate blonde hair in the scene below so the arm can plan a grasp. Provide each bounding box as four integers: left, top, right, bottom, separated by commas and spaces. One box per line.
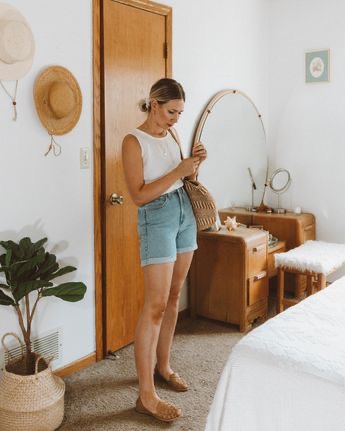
139, 78, 185, 112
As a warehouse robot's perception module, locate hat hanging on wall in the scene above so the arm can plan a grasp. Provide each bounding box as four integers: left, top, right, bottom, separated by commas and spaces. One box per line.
34, 65, 82, 156
0, 2, 35, 120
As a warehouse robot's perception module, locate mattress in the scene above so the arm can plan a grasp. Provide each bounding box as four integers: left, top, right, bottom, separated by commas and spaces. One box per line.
205, 276, 345, 431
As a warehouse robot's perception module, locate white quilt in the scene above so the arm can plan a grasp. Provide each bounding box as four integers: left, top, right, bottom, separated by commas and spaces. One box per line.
205, 276, 345, 431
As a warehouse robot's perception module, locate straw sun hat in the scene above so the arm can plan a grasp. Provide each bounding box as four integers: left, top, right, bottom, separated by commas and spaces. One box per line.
34, 66, 82, 136
0, 2, 35, 80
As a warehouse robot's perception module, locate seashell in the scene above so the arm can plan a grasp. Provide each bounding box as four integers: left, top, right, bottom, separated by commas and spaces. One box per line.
224, 216, 238, 231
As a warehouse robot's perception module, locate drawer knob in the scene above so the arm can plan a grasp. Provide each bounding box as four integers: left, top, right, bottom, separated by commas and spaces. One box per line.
253, 244, 265, 252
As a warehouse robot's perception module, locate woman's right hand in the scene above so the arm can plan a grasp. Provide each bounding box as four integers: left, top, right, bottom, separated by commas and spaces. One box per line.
176, 157, 200, 177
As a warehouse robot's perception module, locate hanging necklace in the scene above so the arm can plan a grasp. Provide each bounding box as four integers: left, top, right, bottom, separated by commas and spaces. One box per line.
0, 80, 19, 121
44, 133, 62, 157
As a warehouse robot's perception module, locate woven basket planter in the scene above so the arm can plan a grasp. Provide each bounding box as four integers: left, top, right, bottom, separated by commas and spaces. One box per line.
0, 333, 65, 431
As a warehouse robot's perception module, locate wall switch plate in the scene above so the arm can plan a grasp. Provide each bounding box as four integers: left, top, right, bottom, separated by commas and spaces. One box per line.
80, 147, 90, 169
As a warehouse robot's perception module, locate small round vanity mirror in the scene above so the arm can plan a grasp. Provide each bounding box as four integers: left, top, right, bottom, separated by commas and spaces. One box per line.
269, 168, 291, 213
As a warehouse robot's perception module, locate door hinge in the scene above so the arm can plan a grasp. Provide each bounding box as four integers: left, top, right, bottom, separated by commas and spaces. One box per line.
163, 42, 168, 59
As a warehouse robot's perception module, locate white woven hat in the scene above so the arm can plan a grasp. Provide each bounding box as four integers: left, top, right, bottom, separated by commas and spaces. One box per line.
0, 2, 35, 80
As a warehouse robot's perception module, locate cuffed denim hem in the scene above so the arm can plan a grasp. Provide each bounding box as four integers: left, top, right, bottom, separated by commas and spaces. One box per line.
141, 255, 176, 268
177, 245, 198, 254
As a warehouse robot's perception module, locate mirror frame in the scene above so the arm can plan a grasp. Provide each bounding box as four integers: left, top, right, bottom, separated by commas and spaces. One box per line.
193, 89, 266, 148
270, 168, 291, 194
192, 89, 269, 209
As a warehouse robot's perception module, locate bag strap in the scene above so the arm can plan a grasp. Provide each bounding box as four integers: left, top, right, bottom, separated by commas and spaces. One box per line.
167, 128, 184, 160
168, 128, 200, 181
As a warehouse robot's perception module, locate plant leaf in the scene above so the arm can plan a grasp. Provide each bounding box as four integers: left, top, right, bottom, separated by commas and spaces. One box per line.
14, 249, 46, 278
46, 265, 76, 281
32, 237, 48, 253
36, 253, 58, 279
42, 282, 87, 302
5, 249, 12, 267
13, 280, 53, 302
0, 289, 15, 306
19, 237, 34, 258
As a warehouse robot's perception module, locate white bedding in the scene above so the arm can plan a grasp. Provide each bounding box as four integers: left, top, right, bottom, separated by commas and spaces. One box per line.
205, 276, 345, 431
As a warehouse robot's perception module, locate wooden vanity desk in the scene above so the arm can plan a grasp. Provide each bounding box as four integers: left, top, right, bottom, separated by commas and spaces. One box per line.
189, 227, 269, 332
219, 208, 316, 298
267, 240, 286, 278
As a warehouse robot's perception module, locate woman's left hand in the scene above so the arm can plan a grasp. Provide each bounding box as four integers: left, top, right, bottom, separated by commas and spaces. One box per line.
192, 142, 207, 164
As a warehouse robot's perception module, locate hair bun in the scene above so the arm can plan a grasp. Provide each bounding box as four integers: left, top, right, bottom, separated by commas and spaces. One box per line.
138, 98, 150, 112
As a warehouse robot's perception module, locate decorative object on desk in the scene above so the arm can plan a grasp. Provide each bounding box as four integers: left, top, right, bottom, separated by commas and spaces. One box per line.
305, 49, 330, 83
34, 66, 82, 156
205, 223, 220, 232
294, 206, 302, 215
256, 163, 271, 212
0, 3, 35, 121
224, 216, 238, 231
249, 224, 264, 230
237, 223, 247, 229
247, 167, 257, 211
269, 168, 291, 214
268, 233, 279, 248
168, 128, 217, 231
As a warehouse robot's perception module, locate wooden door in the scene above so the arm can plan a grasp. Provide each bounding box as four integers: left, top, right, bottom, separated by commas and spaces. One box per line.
102, 0, 171, 352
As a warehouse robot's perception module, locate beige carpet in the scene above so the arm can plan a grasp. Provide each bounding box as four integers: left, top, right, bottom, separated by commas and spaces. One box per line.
58, 317, 244, 431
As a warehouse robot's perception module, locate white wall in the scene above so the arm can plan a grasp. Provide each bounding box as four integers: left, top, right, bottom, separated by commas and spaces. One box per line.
0, 0, 269, 368
166, 0, 269, 308
266, 0, 345, 280
0, 0, 94, 368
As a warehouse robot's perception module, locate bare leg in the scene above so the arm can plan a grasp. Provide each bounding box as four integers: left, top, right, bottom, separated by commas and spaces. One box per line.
156, 251, 194, 379
135, 262, 174, 411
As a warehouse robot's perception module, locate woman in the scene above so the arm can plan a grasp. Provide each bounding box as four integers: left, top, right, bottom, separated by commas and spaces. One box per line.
122, 78, 207, 422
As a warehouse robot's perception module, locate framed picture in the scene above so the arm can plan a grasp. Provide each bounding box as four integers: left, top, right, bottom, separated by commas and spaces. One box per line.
305, 49, 330, 83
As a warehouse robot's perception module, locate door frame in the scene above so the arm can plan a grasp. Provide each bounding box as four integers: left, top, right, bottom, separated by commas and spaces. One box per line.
93, 0, 172, 360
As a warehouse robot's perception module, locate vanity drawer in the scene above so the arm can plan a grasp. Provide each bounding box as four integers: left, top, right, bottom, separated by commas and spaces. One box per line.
247, 273, 268, 306
248, 242, 267, 275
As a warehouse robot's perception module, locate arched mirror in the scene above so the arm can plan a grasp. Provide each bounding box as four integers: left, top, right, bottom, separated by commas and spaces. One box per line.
193, 90, 268, 211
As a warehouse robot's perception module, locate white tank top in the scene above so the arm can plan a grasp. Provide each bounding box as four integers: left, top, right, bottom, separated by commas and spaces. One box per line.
130, 128, 184, 195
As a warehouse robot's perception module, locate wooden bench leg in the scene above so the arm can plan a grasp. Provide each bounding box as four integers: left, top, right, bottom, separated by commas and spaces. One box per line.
317, 273, 326, 290
277, 267, 284, 314
306, 274, 314, 297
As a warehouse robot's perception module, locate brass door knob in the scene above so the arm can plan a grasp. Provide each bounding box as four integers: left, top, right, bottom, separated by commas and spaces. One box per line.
110, 193, 124, 205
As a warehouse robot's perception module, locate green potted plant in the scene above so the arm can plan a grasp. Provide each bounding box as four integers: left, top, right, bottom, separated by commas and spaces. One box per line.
0, 236, 87, 358
0, 236, 87, 430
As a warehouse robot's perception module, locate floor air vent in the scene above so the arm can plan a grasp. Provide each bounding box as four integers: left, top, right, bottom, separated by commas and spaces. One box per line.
1, 329, 62, 370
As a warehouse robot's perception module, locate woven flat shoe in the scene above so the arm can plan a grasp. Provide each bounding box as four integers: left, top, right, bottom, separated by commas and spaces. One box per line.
135, 397, 182, 422
154, 367, 189, 392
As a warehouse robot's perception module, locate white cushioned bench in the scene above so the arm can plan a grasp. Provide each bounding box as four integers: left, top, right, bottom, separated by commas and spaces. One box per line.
275, 240, 345, 312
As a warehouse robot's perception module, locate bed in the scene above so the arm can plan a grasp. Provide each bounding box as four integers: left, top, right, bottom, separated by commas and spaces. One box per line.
205, 275, 345, 431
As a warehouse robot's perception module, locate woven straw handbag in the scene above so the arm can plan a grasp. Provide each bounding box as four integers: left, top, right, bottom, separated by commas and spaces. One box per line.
183, 178, 217, 231
168, 129, 217, 231
0, 333, 65, 431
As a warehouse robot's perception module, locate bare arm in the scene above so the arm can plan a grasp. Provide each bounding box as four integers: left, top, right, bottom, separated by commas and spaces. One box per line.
122, 134, 199, 207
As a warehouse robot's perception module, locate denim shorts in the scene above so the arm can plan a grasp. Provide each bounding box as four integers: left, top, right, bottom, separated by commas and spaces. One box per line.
137, 187, 197, 267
